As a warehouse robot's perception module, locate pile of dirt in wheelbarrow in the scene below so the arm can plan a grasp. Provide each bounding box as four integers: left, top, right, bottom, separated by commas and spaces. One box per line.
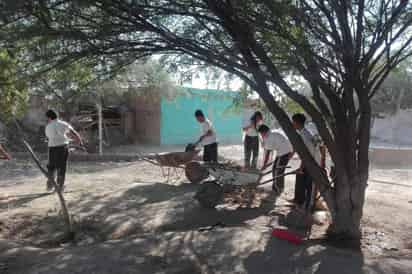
221, 185, 269, 209
194, 181, 269, 209
219, 160, 243, 170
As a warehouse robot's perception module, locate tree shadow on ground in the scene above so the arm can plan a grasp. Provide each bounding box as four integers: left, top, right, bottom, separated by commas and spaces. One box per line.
64, 181, 202, 240
3, 178, 412, 274
66, 181, 279, 240
159, 193, 279, 232
0, 160, 41, 185
0, 213, 67, 248
0, 192, 53, 210
0, 235, 207, 274
0, 163, 284, 245
0, 190, 82, 210
2, 225, 411, 274
69, 181, 197, 215
0, 179, 265, 274
244, 235, 412, 274
3, 178, 279, 248
1, 179, 202, 246
244, 236, 366, 274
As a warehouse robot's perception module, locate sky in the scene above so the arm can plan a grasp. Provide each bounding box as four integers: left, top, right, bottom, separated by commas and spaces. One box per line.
187, 75, 244, 91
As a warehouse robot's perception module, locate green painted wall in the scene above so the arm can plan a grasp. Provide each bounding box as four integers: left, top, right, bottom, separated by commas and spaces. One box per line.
160, 88, 242, 145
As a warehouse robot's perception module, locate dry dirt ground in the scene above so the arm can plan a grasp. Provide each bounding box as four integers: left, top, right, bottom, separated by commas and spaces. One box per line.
1, 144, 412, 274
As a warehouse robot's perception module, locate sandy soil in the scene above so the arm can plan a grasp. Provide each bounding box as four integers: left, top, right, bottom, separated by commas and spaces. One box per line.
1, 144, 412, 274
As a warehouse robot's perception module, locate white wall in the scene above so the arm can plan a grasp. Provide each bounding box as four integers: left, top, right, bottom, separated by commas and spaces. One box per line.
371, 109, 412, 146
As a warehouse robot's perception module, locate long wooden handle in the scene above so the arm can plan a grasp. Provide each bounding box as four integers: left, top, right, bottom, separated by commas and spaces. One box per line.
16, 120, 73, 237
257, 169, 300, 186
22, 140, 48, 176
259, 165, 291, 177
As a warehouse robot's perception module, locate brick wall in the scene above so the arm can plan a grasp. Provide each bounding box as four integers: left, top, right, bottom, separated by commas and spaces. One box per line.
133, 92, 161, 145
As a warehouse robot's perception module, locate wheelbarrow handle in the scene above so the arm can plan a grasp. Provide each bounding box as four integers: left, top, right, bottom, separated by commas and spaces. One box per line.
261, 160, 291, 170
256, 169, 300, 186
260, 160, 275, 171
259, 165, 291, 177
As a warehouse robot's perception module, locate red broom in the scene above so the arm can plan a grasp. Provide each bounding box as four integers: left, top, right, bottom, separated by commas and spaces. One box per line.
272, 228, 304, 245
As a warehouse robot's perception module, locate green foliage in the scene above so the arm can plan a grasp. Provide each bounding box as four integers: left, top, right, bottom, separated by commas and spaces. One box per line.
29, 61, 94, 119
282, 98, 304, 115
34, 61, 93, 101
0, 49, 28, 119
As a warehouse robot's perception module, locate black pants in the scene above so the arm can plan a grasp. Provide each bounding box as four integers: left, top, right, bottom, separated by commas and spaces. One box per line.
244, 135, 259, 168
47, 145, 69, 188
272, 153, 290, 192
294, 168, 313, 211
203, 142, 218, 163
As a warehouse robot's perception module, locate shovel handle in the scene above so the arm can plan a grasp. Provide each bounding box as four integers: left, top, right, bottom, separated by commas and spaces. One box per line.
256, 169, 300, 186
259, 165, 291, 177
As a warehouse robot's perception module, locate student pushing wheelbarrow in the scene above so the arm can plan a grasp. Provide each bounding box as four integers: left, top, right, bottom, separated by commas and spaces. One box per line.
186, 121, 296, 208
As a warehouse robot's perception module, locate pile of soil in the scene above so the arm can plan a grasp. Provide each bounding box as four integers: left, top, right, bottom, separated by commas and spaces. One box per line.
222, 185, 268, 209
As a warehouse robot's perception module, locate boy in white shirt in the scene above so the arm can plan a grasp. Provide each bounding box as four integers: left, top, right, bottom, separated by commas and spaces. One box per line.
258, 124, 293, 194
45, 109, 83, 191
195, 110, 218, 163
292, 113, 321, 211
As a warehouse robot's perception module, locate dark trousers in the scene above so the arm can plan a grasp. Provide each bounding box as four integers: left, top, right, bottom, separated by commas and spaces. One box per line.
244, 135, 259, 168
203, 142, 218, 163
272, 153, 290, 192
47, 145, 69, 188
294, 168, 313, 211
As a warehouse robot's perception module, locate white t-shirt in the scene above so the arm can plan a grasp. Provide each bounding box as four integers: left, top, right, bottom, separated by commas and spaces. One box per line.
263, 129, 293, 156
298, 127, 321, 164
200, 119, 217, 146
306, 122, 322, 147
45, 119, 74, 147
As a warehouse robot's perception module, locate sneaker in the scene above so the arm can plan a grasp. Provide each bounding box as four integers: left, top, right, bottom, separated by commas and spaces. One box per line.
272, 184, 281, 195
57, 184, 65, 193
46, 180, 54, 192
273, 185, 284, 194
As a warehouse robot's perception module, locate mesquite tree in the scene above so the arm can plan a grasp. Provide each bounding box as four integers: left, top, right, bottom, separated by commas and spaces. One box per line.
1, 0, 411, 239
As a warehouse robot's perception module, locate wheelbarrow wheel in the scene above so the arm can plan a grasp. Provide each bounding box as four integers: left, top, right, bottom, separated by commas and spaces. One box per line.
185, 161, 209, 183
194, 181, 224, 208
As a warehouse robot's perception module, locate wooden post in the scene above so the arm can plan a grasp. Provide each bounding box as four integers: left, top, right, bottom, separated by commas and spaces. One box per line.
97, 102, 103, 155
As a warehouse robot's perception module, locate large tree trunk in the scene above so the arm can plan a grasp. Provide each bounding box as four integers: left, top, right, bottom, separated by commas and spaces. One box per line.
326, 99, 371, 240
327, 173, 368, 240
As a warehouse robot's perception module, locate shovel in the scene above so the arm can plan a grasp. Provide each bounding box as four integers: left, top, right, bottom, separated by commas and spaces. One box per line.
256, 169, 300, 186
